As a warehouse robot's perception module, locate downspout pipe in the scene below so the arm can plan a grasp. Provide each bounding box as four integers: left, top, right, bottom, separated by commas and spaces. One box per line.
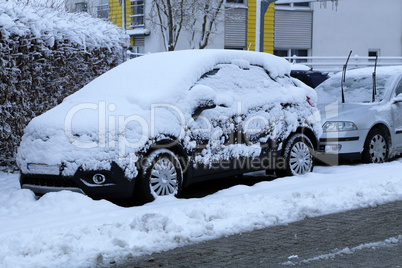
256, 0, 276, 52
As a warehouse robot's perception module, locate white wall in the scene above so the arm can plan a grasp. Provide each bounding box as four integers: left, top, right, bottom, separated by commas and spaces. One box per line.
312, 0, 402, 57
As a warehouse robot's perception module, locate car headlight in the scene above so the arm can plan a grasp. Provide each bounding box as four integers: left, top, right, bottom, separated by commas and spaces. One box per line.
323, 121, 358, 132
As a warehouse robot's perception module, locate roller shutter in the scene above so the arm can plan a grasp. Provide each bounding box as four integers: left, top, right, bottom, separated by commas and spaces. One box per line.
274, 10, 312, 49
133, 36, 144, 46
225, 7, 247, 49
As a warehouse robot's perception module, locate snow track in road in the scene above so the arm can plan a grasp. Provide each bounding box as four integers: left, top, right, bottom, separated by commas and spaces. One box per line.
283, 235, 402, 266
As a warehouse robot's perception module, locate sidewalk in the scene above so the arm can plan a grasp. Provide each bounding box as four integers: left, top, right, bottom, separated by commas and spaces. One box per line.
113, 200, 402, 268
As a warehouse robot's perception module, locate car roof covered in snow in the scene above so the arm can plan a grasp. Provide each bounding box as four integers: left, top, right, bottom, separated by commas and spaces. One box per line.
63, 49, 291, 107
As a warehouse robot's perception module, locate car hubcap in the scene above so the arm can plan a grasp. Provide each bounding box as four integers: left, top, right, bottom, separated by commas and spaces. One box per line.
369, 134, 386, 163
289, 141, 313, 175
150, 158, 178, 196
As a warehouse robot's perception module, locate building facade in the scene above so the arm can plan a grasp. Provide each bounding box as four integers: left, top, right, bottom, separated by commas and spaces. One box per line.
66, 0, 402, 59
274, 0, 402, 58
106, 0, 275, 54
311, 0, 402, 57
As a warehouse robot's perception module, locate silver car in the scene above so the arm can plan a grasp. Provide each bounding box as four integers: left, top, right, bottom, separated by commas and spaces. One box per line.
316, 66, 402, 163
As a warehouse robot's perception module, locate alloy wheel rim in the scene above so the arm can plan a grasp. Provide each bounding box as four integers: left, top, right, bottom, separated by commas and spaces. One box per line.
150, 158, 178, 196
289, 141, 313, 175
369, 134, 387, 163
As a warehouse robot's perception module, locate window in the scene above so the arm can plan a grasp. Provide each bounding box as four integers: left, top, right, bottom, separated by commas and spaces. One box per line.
130, 0, 144, 28
75, 2, 87, 13
275, 2, 311, 10
273, 50, 288, 57
129, 37, 145, 58
395, 78, 402, 97
368, 49, 380, 61
274, 49, 308, 62
97, 0, 109, 19
226, 0, 245, 3
294, 2, 309, 7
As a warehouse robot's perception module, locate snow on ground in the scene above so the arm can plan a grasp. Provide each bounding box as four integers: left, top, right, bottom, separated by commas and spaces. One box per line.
1, 160, 402, 267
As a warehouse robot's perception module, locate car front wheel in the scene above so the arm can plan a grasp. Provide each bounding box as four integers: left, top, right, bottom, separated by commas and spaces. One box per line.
363, 128, 389, 163
277, 133, 315, 177
137, 149, 183, 202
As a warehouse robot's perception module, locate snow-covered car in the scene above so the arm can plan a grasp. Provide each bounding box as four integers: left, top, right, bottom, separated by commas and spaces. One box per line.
17, 50, 321, 201
290, 70, 329, 88
317, 66, 402, 163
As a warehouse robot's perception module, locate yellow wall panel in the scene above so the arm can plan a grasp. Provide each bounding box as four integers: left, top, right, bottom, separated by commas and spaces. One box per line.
247, 0, 274, 54
109, 0, 131, 29
247, 0, 256, 51
264, 5, 274, 53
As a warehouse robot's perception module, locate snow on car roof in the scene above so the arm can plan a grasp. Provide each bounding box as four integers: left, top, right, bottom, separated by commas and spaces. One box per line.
63, 49, 291, 108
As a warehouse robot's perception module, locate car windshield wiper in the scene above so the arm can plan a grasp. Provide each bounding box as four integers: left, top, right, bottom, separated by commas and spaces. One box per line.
372, 55, 378, 102
341, 50, 352, 104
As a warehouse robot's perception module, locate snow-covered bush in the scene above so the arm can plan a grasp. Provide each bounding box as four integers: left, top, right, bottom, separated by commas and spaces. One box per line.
0, 0, 128, 167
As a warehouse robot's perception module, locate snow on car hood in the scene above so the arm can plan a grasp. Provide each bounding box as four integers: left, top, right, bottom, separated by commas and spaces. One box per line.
17, 50, 318, 178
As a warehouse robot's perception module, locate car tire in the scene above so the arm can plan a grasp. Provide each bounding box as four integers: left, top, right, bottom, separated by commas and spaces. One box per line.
276, 133, 315, 177
362, 128, 389, 163
136, 149, 183, 203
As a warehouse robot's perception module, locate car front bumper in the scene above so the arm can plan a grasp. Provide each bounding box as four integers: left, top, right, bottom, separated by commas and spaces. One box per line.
20, 162, 136, 199
317, 129, 368, 161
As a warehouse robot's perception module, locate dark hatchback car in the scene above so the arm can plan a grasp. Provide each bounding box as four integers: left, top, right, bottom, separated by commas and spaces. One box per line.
17, 50, 321, 202
290, 70, 329, 88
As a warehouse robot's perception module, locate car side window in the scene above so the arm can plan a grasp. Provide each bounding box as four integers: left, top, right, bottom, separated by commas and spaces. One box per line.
195, 63, 274, 96
395, 77, 402, 96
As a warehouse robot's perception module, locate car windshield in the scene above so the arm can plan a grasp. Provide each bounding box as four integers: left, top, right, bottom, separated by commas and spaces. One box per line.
316, 74, 392, 104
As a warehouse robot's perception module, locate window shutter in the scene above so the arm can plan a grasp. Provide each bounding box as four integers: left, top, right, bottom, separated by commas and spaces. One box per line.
225, 7, 247, 49
274, 10, 312, 49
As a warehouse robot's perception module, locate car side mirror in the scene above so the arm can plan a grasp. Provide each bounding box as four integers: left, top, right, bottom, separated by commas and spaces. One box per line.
392, 94, 402, 104
192, 100, 216, 119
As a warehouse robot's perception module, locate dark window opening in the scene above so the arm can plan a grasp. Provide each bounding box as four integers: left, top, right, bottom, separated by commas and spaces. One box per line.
294, 2, 310, 7
226, 0, 245, 3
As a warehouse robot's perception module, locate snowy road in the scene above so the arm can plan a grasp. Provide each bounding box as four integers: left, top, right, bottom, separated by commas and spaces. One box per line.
116, 200, 402, 267
1, 160, 402, 267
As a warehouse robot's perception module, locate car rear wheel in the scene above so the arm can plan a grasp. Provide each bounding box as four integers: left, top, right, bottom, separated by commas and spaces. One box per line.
363, 128, 389, 163
136, 149, 183, 202
277, 133, 314, 177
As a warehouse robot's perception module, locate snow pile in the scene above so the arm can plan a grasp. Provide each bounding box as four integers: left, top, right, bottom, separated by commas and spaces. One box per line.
1, 161, 402, 267
16, 50, 320, 178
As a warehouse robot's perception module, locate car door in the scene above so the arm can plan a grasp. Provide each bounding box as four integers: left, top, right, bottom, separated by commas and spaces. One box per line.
186, 62, 280, 175
185, 67, 237, 177
391, 76, 402, 149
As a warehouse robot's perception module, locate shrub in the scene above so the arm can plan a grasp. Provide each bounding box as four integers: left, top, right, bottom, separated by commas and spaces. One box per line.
0, 0, 128, 167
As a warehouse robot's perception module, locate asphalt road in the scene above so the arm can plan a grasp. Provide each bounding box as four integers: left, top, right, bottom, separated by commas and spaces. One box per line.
111, 200, 402, 268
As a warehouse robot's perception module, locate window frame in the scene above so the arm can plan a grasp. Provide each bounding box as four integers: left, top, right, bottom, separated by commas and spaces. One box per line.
96, 0, 109, 19
275, 1, 311, 11
130, 0, 145, 28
